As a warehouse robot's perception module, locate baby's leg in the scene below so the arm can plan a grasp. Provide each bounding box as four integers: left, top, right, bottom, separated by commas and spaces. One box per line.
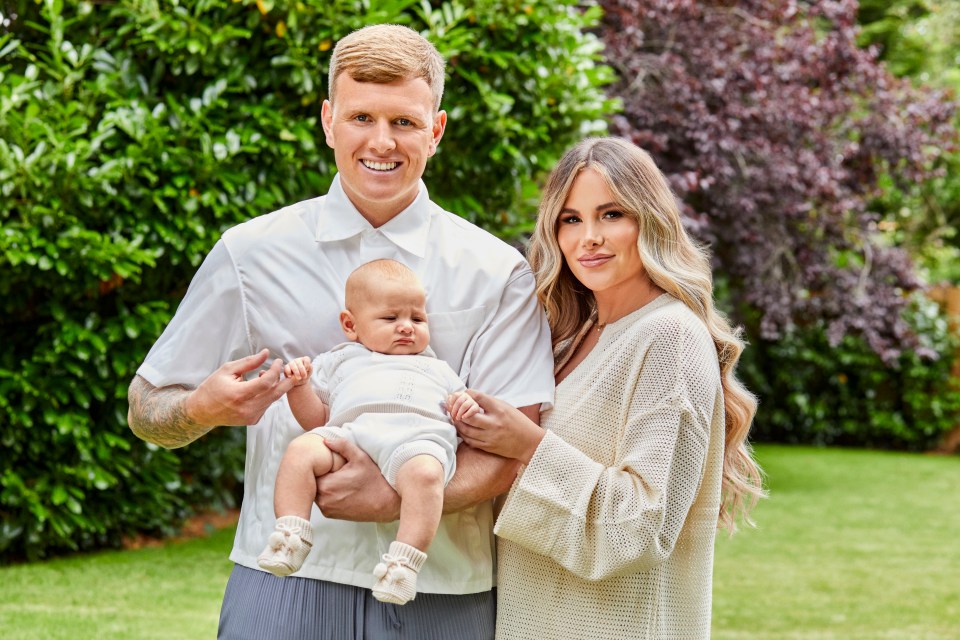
372, 454, 444, 605
395, 454, 445, 551
274, 433, 345, 519
258, 433, 345, 577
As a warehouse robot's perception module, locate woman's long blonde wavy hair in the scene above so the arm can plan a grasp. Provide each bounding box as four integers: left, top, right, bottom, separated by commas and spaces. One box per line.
527, 137, 765, 531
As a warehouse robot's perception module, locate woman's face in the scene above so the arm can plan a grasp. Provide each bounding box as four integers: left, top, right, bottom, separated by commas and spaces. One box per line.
556, 168, 648, 299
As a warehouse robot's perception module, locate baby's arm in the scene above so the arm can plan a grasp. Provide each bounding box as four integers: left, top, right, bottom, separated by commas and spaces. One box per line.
284, 357, 329, 430
447, 390, 482, 423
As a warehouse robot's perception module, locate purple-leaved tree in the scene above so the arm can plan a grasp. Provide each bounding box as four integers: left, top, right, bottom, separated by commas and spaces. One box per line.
601, 0, 957, 362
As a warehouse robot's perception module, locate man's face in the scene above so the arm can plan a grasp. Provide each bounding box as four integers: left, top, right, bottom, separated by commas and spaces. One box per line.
321, 75, 446, 225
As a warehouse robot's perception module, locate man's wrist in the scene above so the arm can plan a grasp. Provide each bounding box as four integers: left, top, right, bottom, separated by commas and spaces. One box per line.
182, 390, 213, 429
375, 483, 402, 521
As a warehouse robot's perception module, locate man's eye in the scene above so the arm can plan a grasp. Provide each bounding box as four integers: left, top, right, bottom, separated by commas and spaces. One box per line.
355, 115, 370, 122
396, 118, 412, 126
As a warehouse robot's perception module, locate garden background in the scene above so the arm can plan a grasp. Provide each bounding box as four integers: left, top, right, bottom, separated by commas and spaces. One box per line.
1, 0, 959, 635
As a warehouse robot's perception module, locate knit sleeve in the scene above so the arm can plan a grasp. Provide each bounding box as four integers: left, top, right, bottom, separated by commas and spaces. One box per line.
494, 316, 719, 581
309, 352, 332, 405
440, 361, 467, 394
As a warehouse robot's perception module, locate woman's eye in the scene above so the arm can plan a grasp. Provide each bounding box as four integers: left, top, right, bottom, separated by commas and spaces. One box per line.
603, 209, 624, 219
560, 215, 580, 224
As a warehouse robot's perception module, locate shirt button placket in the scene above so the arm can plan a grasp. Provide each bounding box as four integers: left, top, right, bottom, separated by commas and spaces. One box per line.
361, 229, 395, 263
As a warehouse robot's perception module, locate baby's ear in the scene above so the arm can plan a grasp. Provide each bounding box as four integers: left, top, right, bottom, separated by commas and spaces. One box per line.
339, 310, 357, 340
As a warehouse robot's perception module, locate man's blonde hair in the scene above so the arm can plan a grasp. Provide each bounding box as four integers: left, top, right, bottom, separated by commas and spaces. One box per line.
328, 24, 445, 111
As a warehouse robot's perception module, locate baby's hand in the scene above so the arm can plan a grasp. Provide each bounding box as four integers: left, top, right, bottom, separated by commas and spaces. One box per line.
447, 391, 483, 422
283, 357, 313, 386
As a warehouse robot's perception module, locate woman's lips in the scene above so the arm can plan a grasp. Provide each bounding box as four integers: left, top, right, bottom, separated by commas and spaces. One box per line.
578, 254, 613, 268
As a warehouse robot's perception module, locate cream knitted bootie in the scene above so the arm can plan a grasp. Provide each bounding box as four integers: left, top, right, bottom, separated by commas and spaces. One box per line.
257, 516, 313, 577
371, 541, 428, 605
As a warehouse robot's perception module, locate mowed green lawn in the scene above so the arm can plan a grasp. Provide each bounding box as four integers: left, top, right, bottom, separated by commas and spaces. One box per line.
0, 526, 234, 639
713, 445, 960, 639
0, 445, 957, 639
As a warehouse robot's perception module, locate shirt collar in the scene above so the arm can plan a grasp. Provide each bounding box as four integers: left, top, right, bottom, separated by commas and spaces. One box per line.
315, 174, 432, 258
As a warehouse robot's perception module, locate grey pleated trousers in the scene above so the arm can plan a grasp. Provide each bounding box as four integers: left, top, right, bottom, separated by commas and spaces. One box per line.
218, 564, 495, 640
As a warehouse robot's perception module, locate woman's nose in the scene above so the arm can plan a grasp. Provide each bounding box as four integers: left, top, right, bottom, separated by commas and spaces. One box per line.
582, 224, 603, 248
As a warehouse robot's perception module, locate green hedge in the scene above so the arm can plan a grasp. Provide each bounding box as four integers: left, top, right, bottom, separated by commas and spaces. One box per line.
740, 294, 960, 451
0, 0, 615, 562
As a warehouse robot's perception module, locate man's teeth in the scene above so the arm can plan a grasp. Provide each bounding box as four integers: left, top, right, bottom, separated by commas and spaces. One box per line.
363, 160, 397, 171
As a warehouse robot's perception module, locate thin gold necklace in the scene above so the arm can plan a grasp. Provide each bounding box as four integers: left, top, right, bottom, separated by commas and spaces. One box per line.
595, 287, 664, 334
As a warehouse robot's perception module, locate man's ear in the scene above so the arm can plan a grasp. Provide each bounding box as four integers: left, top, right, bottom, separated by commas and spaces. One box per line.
428, 110, 447, 157
321, 99, 335, 149
340, 310, 357, 341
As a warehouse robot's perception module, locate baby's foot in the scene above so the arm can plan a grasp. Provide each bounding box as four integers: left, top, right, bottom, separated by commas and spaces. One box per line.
371, 541, 427, 605
257, 516, 313, 577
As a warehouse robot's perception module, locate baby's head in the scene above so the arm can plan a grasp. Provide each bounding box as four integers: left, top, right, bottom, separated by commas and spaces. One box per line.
340, 260, 430, 355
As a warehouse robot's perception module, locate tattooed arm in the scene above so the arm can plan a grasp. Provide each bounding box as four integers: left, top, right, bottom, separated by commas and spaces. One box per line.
127, 349, 296, 449
127, 376, 211, 448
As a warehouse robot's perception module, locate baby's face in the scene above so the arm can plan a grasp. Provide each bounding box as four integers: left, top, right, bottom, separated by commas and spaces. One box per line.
348, 282, 430, 356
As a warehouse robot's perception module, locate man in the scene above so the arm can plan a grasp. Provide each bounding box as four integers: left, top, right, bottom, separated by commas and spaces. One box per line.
128, 24, 554, 640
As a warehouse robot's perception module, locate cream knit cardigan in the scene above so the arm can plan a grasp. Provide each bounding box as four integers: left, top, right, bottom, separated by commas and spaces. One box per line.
494, 294, 724, 640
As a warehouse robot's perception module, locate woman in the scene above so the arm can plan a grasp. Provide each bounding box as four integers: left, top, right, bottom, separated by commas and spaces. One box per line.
453, 137, 765, 639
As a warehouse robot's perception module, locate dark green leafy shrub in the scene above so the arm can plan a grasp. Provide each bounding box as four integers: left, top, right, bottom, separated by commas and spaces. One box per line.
739, 294, 960, 451
0, 0, 614, 561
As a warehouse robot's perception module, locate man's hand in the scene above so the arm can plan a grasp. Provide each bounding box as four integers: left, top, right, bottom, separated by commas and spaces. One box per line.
315, 438, 401, 522
185, 349, 296, 427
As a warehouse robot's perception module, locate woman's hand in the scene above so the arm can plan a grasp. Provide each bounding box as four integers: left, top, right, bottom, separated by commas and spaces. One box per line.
449, 390, 545, 463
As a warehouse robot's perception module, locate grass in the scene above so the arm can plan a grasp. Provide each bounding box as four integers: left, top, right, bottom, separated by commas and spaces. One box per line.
0, 445, 957, 639
713, 445, 960, 639
0, 526, 234, 639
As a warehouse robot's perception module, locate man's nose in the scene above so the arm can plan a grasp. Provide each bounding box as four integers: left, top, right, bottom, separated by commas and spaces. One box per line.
369, 121, 396, 153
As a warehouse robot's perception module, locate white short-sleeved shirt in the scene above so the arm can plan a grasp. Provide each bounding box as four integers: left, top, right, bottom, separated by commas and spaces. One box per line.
137, 174, 555, 594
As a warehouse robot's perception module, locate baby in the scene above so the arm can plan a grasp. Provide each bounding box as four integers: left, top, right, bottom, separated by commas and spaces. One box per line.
257, 259, 480, 605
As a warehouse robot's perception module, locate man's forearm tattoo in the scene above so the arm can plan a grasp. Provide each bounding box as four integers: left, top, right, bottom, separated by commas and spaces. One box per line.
128, 377, 210, 448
